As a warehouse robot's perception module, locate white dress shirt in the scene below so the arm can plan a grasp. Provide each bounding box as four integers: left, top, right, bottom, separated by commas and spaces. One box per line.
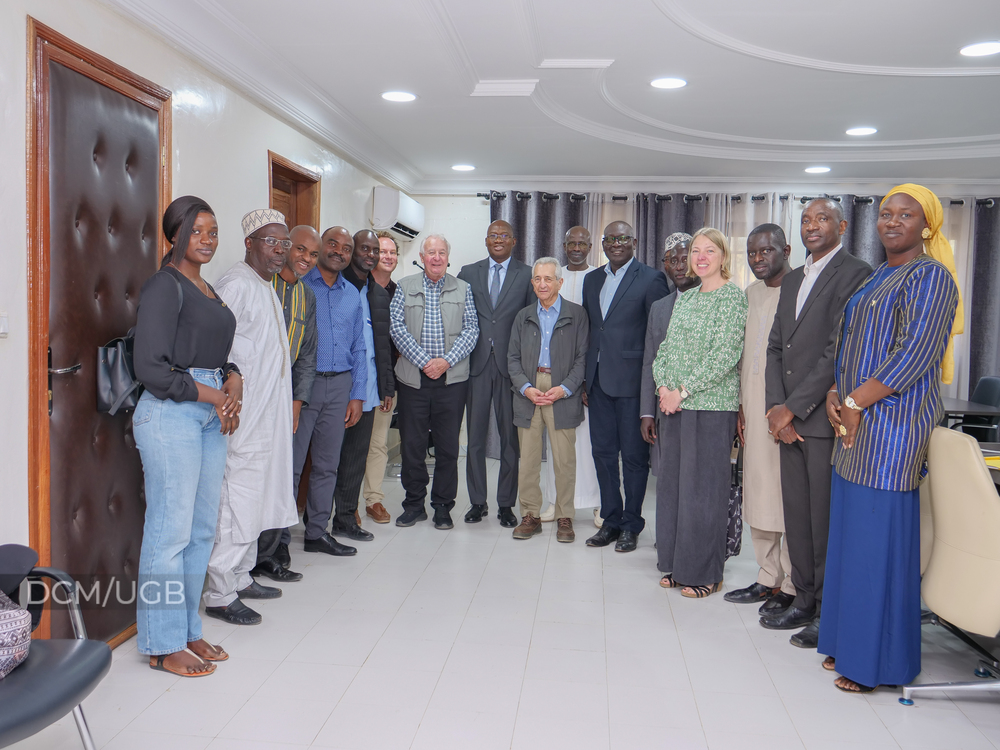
795, 244, 842, 319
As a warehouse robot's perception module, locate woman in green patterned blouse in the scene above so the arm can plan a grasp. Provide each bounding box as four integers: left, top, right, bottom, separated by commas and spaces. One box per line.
652, 227, 748, 598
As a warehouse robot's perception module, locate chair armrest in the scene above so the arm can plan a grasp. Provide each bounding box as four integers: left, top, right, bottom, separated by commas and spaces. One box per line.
28, 567, 89, 640
950, 422, 1000, 439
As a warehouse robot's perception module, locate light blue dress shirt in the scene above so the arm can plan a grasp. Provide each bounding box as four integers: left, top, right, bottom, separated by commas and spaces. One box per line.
599, 256, 634, 320
520, 296, 572, 397
359, 281, 380, 412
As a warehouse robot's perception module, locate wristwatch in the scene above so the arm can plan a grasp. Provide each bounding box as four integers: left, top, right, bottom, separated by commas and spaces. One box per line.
843, 395, 863, 411
679, 386, 690, 400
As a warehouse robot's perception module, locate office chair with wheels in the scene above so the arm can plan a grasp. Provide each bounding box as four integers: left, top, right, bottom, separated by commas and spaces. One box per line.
900, 428, 1000, 705
0, 544, 112, 749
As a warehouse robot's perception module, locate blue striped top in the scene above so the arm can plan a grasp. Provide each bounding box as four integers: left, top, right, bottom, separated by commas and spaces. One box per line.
832, 256, 958, 491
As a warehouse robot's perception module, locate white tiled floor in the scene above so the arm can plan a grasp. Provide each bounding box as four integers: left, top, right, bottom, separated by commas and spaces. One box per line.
15, 458, 1000, 750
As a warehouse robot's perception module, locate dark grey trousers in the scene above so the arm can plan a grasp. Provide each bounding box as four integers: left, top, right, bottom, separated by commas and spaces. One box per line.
294, 372, 352, 540
332, 409, 375, 526
655, 409, 737, 587
779, 436, 835, 612
465, 353, 519, 507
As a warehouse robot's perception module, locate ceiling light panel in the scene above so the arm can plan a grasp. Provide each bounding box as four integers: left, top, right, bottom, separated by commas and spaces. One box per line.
381, 91, 416, 102
805, 166, 831, 174
650, 78, 687, 89
960, 41, 1000, 57
451, 165, 475, 171
846, 127, 877, 136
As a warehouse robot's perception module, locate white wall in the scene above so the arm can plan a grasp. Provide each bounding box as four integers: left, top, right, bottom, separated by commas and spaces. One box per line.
398, 195, 492, 281
0, 0, 386, 544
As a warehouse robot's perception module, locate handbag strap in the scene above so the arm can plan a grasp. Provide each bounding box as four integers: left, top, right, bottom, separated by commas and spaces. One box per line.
107, 379, 140, 416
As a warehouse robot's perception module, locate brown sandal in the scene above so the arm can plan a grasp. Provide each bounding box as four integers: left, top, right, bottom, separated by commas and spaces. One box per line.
822, 656, 836, 671
189, 640, 229, 662
149, 651, 215, 678
681, 582, 723, 598
834, 676, 875, 694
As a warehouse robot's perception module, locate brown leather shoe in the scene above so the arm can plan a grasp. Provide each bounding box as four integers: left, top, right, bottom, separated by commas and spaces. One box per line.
512, 514, 542, 540
556, 517, 575, 543
366, 502, 391, 524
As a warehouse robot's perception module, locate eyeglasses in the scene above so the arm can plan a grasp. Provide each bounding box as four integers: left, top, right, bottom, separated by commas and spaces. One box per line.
602, 235, 633, 246
565, 241, 591, 249
252, 236, 293, 250
487, 233, 512, 241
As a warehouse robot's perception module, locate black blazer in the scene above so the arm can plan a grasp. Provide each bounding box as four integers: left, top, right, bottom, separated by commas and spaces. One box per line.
582, 259, 670, 399
765, 250, 872, 437
458, 257, 535, 379
343, 264, 396, 400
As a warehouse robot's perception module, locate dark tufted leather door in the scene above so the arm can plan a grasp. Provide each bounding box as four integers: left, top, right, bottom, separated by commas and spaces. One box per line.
46, 61, 160, 641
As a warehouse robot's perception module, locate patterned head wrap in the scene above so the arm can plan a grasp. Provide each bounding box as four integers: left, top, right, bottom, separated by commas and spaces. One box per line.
664, 232, 693, 255
880, 184, 964, 384
241, 208, 287, 238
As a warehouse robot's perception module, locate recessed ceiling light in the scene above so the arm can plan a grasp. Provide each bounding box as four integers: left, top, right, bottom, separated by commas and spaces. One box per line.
451, 164, 475, 172
805, 166, 831, 174
960, 41, 1000, 57
381, 91, 416, 102
846, 127, 877, 136
650, 77, 687, 89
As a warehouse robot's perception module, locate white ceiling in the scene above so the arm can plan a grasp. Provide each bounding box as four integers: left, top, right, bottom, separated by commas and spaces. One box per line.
102, 0, 1000, 195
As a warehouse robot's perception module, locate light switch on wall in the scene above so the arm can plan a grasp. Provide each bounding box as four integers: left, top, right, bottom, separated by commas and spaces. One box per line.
0, 311, 8, 338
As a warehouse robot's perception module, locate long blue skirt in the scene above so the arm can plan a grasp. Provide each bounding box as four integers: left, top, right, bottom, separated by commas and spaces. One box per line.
817, 470, 921, 687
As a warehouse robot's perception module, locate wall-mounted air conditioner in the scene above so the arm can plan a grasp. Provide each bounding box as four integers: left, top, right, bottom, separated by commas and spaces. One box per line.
371, 186, 425, 241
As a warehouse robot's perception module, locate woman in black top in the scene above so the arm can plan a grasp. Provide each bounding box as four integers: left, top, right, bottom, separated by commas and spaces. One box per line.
132, 196, 243, 678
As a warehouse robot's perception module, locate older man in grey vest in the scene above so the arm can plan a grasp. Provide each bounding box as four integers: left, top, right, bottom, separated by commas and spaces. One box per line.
389, 234, 479, 531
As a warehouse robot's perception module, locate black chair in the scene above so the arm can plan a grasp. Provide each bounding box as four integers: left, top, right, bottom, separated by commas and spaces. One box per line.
0, 544, 112, 750
950, 376, 1000, 443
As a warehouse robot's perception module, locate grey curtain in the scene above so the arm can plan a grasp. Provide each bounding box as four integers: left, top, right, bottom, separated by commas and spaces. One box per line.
489, 191, 588, 266
635, 193, 708, 269
969, 198, 1000, 389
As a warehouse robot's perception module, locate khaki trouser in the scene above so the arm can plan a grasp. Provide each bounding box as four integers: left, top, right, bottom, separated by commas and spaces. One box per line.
362, 405, 394, 507
517, 373, 576, 520
751, 526, 796, 595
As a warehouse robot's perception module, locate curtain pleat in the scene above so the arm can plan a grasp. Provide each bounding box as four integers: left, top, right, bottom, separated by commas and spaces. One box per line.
831, 195, 886, 266
969, 199, 1000, 391
489, 191, 588, 267
634, 193, 708, 271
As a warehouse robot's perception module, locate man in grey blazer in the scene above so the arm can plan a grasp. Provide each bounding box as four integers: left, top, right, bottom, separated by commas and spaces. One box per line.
640, 291, 678, 454
763, 198, 872, 648
458, 220, 536, 527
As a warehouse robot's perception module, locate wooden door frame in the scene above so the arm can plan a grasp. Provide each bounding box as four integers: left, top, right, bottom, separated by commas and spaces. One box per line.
25, 18, 171, 642
268, 150, 321, 229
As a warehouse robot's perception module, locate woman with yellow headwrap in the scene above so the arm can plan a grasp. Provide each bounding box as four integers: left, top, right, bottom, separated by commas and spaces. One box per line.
819, 184, 960, 694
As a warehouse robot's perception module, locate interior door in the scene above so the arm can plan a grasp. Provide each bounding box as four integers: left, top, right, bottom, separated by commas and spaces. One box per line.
29, 21, 171, 643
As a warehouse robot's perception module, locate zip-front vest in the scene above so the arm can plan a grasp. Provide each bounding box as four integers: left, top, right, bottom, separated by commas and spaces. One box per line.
394, 273, 471, 388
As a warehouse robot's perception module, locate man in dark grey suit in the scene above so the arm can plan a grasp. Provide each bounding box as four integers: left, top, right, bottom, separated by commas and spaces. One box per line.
581, 221, 670, 552
458, 220, 536, 527
640, 291, 678, 454
763, 198, 872, 648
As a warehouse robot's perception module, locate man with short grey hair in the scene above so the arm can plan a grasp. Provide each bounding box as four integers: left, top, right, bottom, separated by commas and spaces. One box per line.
390, 234, 479, 530
508, 257, 589, 542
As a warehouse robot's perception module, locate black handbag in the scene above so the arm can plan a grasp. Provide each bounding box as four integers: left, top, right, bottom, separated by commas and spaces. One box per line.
727, 437, 743, 559
97, 274, 183, 416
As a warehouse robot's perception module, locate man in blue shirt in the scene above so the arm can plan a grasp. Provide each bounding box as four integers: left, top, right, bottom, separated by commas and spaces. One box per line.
507, 258, 589, 543
328, 229, 395, 542
293, 226, 367, 557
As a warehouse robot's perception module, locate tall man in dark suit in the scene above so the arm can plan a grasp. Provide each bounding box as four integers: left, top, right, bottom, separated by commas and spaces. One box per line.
764, 198, 872, 648
459, 220, 535, 527
581, 221, 670, 552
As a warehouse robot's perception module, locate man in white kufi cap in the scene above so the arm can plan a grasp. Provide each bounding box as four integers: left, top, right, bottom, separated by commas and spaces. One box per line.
202, 209, 300, 626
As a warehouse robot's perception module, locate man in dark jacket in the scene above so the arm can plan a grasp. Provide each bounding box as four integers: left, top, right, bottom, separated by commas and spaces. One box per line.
328, 229, 396, 542
508, 258, 589, 543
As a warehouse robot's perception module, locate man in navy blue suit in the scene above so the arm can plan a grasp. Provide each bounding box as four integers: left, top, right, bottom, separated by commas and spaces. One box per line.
581, 221, 670, 552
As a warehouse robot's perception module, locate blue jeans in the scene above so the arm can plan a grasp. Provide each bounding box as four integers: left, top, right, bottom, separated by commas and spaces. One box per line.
133, 368, 227, 656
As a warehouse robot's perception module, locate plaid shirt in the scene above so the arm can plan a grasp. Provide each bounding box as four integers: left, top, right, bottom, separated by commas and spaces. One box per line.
389, 274, 478, 368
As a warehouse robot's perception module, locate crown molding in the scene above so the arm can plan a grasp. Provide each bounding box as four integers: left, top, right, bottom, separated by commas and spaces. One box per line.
413, 174, 1000, 196
654, 0, 1000, 78
472, 80, 539, 96
598, 70, 1000, 150
416, 0, 479, 89
99, 0, 424, 192
539, 59, 615, 69
532, 85, 1000, 162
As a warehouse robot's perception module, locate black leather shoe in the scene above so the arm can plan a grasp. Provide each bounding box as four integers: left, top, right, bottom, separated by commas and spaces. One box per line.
396, 509, 428, 527
304, 533, 357, 556
759, 591, 795, 616
251, 557, 303, 583
614, 530, 638, 552
724, 582, 777, 604
464, 504, 488, 523
790, 618, 819, 649
238, 580, 282, 599
497, 507, 518, 528
330, 522, 375, 542
433, 509, 454, 530
585, 526, 621, 547
273, 542, 291, 569
205, 599, 262, 626
760, 605, 816, 630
